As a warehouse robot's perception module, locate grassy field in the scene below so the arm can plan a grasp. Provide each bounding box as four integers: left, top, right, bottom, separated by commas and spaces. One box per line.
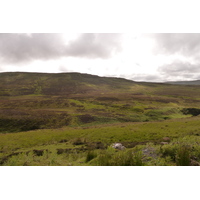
1, 72, 200, 166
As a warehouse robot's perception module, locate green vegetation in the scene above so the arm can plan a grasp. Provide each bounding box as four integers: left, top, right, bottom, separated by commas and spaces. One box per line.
1, 72, 200, 166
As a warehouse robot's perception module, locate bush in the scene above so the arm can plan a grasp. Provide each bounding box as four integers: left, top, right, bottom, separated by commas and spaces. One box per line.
181, 108, 200, 116
160, 144, 178, 161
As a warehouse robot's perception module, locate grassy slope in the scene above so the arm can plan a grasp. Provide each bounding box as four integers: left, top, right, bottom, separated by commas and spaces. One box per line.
1, 72, 200, 165
1, 116, 200, 166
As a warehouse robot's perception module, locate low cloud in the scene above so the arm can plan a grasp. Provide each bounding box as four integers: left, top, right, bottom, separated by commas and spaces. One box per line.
158, 60, 200, 80
144, 33, 200, 81
126, 74, 162, 82
0, 33, 122, 65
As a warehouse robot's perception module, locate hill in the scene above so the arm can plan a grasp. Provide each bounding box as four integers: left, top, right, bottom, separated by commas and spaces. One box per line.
0, 72, 136, 96
1, 72, 200, 133
1, 72, 200, 166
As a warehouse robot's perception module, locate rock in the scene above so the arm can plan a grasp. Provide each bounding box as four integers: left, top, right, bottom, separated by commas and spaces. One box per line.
112, 143, 126, 150
160, 142, 169, 145
162, 137, 171, 142
190, 159, 200, 166
142, 147, 157, 159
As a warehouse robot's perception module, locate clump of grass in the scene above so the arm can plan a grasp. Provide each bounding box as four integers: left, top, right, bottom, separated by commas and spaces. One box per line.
111, 150, 143, 166
95, 147, 144, 166
176, 145, 191, 166
160, 143, 180, 162
85, 151, 97, 162
72, 138, 86, 145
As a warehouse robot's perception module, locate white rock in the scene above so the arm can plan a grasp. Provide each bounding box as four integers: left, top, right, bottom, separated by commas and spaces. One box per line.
112, 143, 126, 150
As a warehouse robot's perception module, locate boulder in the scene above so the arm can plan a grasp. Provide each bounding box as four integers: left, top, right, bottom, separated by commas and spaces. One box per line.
112, 143, 125, 150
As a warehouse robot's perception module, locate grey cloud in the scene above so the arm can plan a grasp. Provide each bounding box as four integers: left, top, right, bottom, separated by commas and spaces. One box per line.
158, 60, 200, 80
0, 33, 122, 65
65, 33, 122, 58
0, 33, 65, 64
151, 33, 200, 57
146, 33, 200, 81
158, 61, 200, 74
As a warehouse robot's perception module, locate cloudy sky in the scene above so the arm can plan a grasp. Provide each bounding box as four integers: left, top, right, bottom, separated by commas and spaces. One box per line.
0, 33, 200, 82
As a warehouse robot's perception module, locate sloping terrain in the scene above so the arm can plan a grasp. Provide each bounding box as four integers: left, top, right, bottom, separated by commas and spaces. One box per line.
1, 72, 200, 166
1, 72, 200, 133
0, 72, 136, 96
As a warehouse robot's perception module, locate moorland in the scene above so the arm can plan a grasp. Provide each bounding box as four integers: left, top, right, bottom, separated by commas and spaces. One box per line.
1, 72, 200, 166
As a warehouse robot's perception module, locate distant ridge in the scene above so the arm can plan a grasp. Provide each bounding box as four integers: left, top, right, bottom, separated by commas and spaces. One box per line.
165, 80, 200, 85
0, 72, 137, 96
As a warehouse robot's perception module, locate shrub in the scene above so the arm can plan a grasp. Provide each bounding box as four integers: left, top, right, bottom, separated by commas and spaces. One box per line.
160, 144, 178, 161
181, 108, 200, 116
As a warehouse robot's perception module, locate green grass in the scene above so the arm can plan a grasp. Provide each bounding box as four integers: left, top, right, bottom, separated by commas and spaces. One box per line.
1, 116, 200, 153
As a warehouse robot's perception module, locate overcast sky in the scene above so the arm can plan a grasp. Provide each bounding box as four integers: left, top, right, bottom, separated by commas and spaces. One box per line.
0, 33, 200, 82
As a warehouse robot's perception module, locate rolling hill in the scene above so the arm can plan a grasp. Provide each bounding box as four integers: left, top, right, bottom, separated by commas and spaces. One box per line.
1, 72, 200, 166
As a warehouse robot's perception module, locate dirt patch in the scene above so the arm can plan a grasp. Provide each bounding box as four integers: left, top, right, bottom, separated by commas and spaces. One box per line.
33, 149, 48, 156
59, 139, 68, 143
78, 114, 96, 123
86, 142, 106, 150
96, 97, 119, 101
142, 147, 157, 159
121, 141, 148, 148
56, 147, 88, 155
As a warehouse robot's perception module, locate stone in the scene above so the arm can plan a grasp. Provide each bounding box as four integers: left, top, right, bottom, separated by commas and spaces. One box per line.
162, 137, 171, 142
112, 143, 126, 150
160, 142, 169, 145
190, 159, 200, 166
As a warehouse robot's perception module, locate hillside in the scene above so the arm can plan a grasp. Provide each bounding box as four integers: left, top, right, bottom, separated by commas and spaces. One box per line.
1, 72, 200, 166
0, 72, 136, 96
1, 72, 200, 133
